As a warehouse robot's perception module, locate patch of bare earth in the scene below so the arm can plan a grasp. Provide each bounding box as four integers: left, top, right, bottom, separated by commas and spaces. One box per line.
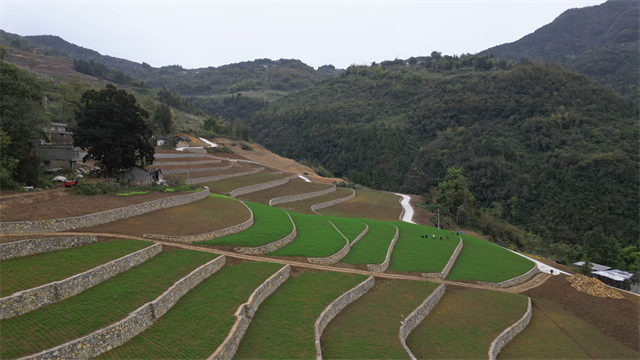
275, 187, 354, 215
164, 164, 262, 180
318, 190, 402, 222
238, 178, 333, 205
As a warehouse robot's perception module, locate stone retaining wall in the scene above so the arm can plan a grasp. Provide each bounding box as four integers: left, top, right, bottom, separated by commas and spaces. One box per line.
0, 243, 162, 320
314, 276, 375, 360
185, 167, 265, 185
234, 213, 297, 255
144, 201, 254, 243
154, 159, 221, 166
422, 237, 464, 280
154, 153, 205, 159
0, 235, 98, 260
162, 163, 233, 175
399, 283, 446, 360
307, 221, 350, 265
0, 188, 210, 235
21, 255, 226, 360
366, 226, 399, 273
270, 170, 284, 175
209, 265, 291, 360
478, 264, 539, 288
311, 189, 356, 214
228, 175, 296, 198
349, 224, 369, 247
488, 297, 532, 360
269, 185, 336, 206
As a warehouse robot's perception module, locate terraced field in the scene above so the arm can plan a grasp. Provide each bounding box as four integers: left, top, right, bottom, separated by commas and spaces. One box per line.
0, 239, 151, 297
267, 212, 347, 258
237, 178, 332, 205
341, 220, 398, 266
164, 164, 261, 181
203, 171, 286, 194
318, 190, 402, 221
388, 222, 461, 273
274, 187, 354, 215
0, 249, 217, 359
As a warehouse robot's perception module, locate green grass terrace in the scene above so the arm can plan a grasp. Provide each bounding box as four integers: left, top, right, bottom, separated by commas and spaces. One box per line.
340, 220, 398, 266
267, 212, 348, 258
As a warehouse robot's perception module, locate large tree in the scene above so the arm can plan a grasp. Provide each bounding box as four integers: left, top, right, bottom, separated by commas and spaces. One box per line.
73, 84, 154, 175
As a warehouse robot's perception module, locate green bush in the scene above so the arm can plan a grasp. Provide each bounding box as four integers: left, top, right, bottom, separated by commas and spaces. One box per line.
206, 146, 234, 154
74, 181, 120, 195
116, 191, 148, 196
239, 142, 254, 151
230, 142, 237, 146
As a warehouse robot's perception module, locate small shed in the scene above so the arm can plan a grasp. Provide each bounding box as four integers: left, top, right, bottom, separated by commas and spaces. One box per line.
592, 269, 634, 291
573, 261, 611, 272
119, 166, 163, 185
174, 136, 192, 148
156, 136, 166, 147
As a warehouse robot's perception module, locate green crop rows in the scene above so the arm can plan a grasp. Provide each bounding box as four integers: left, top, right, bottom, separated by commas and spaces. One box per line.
341, 220, 398, 265
388, 222, 461, 273
267, 212, 346, 257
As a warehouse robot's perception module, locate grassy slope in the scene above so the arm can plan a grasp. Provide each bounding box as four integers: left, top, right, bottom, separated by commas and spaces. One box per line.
446, 235, 535, 283
98, 261, 283, 360
321, 279, 439, 359
0, 239, 151, 297
234, 271, 366, 359
0, 249, 217, 359
267, 212, 346, 258
341, 220, 398, 265
203, 172, 285, 194
324, 215, 368, 243
387, 222, 460, 273
318, 190, 402, 222
274, 187, 353, 215
499, 298, 638, 359
198, 202, 293, 247
406, 287, 528, 359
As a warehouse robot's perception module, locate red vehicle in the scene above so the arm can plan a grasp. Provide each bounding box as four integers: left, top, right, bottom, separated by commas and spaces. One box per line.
63, 179, 78, 187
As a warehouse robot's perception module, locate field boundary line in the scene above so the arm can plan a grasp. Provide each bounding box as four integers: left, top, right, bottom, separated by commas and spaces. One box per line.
269, 184, 336, 206
366, 225, 399, 273
307, 221, 352, 265
0, 235, 97, 260
229, 175, 296, 198
185, 167, 265, 185
488, 297, 533, 360
399, 283, 447, 360
234, 212, 297, 255
311, 188, 356, 215
422, 237, 464, 280
531, 302, 595, 360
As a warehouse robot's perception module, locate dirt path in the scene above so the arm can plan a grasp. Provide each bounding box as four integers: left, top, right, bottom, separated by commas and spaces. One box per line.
5, 231, 549, 294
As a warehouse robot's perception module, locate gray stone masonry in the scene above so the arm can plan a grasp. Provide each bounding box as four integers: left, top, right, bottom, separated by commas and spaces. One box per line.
269, 184, 336, 206
144, 201, 254, 243
366, 226, 399, 273
234, 212, 297, 255
154, 160, 221, 166
314, 276, 375, 360
478, 264, 539, 288
161, 163, 233, 175
154, 153, 205, 159
488, 298, 532, 360
0, 188, 210, 234
311, 189, 356, 214
209, 265, 291, 360
0, 235, 97, 260
185, 167, 265, 185
307, 221, 352, 265
399, 283, 446, 360
422, 237, 464, 280
20, 255, 226, 360
228, 175, 297, 198
0, 243, 162, 320
349, 223, 369, 246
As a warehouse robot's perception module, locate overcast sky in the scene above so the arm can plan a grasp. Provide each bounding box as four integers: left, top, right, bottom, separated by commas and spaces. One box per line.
2, 0, 605, 69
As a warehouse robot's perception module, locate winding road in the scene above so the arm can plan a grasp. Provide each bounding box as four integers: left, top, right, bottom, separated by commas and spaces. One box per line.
396, 193, 416, 224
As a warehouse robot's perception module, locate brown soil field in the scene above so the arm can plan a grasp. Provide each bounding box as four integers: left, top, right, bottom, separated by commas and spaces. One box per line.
73, 196, 250, 237
148, 161, 232, 171
318, 190, 402, 222
275, 187, 354, 215
203, 172, 286, 194
0, 190, 178, 222
0, 235, 129, 244
4, 48, 103, 85
154, 157, 217, 163
237, 178, 333, 205
164, 164, 261, 180
523, 274, 639, 352
409, 195, 436, 226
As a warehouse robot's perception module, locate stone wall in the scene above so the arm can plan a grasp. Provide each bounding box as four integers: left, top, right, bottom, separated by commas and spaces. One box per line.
209, 265, 291, 360
22, 255, 226, 360
488, 297, 532, 360
422, 237, 464, 280
366, 226, 399, 273
307, 221, 350, 265
0, 188, 210, 235
144, 201, 254, 243
234, 213, 297, 255
269, 185, 336, 206
0, 235, 97, 260
155, 153, 205, 159
185, 167, 265, 185
270, 170, 284, 175
162, 163, 233, 175
310, 189, 356, 214
349, 224, 369, 246
154, 159, 221, 166
0, 243, 162, 320
314, 276, 375, 360
228, 175, 296, 198
478, 264, 539, 288
399, 283, 446, 360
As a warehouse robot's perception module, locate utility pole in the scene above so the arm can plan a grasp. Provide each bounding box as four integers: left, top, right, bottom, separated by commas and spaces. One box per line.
437, 210, 440, 230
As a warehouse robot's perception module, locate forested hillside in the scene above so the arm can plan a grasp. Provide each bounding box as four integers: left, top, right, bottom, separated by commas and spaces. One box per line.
479, 0, 639, 102
248, 62, 639, 249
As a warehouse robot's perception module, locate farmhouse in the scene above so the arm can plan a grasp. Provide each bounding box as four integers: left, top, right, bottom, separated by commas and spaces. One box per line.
174, 135, 192, 148
35, 122, 83, 170
156, 135, 166, 147
119, 166, 163, 185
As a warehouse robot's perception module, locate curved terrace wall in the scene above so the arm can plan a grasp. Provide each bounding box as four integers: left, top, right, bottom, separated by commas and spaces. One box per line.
314, 276, 375, 360
422, 237, 464, 280
20, 255, 226, 360
144, 201, 254, 243
234, 213, 297, 255
366, 226, 399, 273
0, 235, 97, 260
0, 243, 162, 320
154, 153, 205, 159
185, 167, 265, 185
307, 221, 361, 265
311, 189, 356, 214
209, 265, 291, 360
154, 160, 221, 166
478, 264, 539, 288
162, 163, 234, 175
228, 175, 297, 198
488, 298, 533, 360
0, 188, 210, 235
399, 284, 446, 360
269, 185, 337, 206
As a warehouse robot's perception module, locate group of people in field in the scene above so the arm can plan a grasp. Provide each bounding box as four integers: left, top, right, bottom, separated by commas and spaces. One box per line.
421, 230, 462, 241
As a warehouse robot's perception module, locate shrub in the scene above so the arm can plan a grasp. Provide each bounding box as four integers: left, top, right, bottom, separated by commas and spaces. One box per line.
74, 181, 120, 195
239, 142, 254, 151
206, 146, 234, 154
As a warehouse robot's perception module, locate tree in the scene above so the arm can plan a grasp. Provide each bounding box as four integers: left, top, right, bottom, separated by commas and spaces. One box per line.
430, 51, 442, 61
436, 167, 475, 213
153, 103, 173, 135
27, 55, 37, 74
73, 84, 154, 176
0, 46, 7, 61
